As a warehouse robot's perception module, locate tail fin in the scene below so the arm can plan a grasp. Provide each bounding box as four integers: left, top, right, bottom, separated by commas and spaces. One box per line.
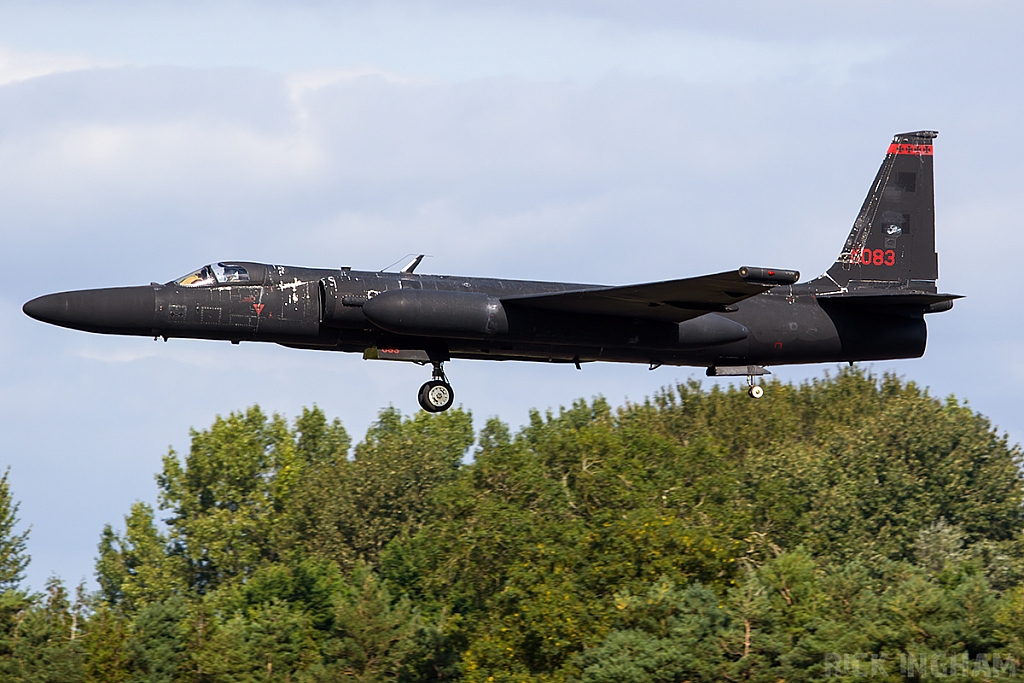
826, 131, 939, 292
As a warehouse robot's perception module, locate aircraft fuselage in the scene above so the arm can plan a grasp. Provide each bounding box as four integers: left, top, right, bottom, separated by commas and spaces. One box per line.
23, 264, 926, 369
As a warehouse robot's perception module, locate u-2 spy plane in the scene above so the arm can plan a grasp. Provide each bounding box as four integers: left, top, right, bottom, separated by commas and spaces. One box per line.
25, 131, 959, 412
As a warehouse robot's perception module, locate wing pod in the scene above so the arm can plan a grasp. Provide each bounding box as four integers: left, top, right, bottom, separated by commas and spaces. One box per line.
738, 266, 799, 285
677, 313, 749, 348
362, 289, 509, 338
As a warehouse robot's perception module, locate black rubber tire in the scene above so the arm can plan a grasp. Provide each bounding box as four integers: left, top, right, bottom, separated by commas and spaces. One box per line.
748, 385, 764, 399
418, 380, 454, 412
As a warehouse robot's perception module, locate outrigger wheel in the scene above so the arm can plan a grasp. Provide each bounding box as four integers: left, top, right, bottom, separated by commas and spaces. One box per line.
418, 362, 455, 413
746, 371, 764, 399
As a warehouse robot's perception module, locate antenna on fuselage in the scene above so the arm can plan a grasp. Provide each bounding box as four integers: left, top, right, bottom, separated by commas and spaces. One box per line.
379, 253, 429, 273
400, 254, 425, 274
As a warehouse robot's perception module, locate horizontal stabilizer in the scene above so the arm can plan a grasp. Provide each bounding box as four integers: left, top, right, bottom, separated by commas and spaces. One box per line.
502, 267, 798, 322
817, 291, 962, 307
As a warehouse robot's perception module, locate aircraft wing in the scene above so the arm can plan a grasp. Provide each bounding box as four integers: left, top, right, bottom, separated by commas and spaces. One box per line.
501, 267, 799, 322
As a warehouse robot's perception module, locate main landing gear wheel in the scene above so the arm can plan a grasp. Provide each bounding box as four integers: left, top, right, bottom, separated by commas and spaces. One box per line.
418, 362, 454, 413
419, 380, 454, 412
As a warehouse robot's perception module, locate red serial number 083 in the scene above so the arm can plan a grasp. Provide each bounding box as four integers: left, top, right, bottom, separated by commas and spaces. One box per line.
852, 248, 896, 266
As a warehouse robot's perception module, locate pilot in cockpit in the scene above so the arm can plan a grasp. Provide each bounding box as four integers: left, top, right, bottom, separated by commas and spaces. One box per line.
173, 263, 249, 287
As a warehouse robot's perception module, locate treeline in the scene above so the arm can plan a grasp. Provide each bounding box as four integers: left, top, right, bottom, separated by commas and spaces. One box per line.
1, 369, 1024, 682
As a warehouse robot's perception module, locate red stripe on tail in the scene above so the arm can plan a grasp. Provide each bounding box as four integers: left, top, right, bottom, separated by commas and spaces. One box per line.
887, 143, 933, 156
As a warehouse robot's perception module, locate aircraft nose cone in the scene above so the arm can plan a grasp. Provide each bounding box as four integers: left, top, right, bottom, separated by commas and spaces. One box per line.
23, 286, 156, 335
22, 293, 64, 323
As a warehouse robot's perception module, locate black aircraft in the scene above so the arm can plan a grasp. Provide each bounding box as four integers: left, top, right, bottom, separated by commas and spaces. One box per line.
24, 131, 959, 412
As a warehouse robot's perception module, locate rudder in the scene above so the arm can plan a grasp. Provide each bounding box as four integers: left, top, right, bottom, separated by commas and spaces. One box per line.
826, 131, 939, 292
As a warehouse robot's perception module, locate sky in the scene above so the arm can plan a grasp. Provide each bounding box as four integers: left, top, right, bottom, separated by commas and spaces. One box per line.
1, 0, 1022, 590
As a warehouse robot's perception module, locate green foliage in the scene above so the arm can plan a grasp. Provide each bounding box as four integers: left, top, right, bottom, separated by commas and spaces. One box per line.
0, 578, 86, 682
187, 599, 320, 681
156, 405, 301, 592
7, 368, 1024, 681
0, 468, 29, 590
96, 502, 184, 611
614, 372, 1024, 564
83, 602, 129, 683
297, 406, 474, 568
313, 563, 431, 683
575, 580, 729, 683
577, 549, 1012, 683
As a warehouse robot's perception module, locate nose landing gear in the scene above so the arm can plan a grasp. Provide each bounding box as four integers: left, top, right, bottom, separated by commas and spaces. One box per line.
418, 362, 455, 412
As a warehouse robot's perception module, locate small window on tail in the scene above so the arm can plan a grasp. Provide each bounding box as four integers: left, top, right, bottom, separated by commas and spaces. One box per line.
881, 211, 911, 237
896, 172, 917, 193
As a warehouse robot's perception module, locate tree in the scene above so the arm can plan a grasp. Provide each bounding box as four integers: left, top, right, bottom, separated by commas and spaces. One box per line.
576, 580, 729, 683
316, 564, 427, 683
156, 406, 308, 592
96, 502, 184, 611
0, 577, 86, 682
83, 374, 1024, 681
186, 598, 320, 681
299, 407, 473, 568
0, 468, 29, 590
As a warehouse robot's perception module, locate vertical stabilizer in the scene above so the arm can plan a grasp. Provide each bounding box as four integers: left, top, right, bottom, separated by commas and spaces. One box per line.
826, 131, 938, 291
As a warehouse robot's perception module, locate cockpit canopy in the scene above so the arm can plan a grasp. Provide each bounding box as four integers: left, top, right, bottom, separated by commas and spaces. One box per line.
172, 262, 256, 287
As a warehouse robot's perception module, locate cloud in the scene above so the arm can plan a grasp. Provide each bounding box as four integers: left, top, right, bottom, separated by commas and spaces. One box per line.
0, 5, 893, 85
2, 60, 1017, 290
0, 44, 116, 86
5, 120, 323, 197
